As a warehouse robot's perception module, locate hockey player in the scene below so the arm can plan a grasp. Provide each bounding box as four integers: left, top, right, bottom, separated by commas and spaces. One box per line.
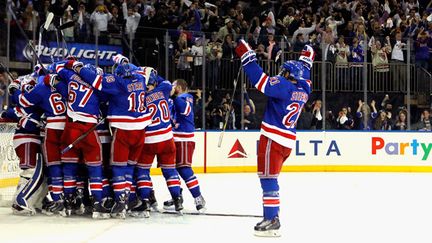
13, 72, 68, 215
235, 40, 313, 237
2, 74, 45, 215
72, 61, 152, 219
163, 79, 205, 212
136, 68, 183, 216
53, 60, 109, 219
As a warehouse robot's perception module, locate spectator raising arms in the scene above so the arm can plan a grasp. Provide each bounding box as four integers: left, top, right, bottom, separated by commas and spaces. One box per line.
74, 3, 91, 43
90, 4, 112, 44
356, 100, 378, 130
370, 37, 392, 72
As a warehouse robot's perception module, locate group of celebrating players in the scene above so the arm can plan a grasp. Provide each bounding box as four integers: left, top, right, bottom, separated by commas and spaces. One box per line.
2, 53, 205, 219
2, 38, 315, 237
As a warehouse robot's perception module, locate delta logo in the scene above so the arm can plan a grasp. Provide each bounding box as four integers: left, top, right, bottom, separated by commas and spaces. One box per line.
228, 139, 247, 158
372, 137, 432, 161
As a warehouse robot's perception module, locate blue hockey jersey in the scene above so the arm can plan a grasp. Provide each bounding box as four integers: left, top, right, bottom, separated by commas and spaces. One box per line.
243, 60, 311, 148
6, 96, 42, 148
7, 75, 43, 134
144, 79, 173, 144
14, 75, 67, 130
172, 93, 194, 142
78, 67, 152, 130
55, 63, 100, 123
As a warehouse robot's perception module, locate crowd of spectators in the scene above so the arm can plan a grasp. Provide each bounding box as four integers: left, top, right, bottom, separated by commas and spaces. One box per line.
297, 93, 432, 131
4, 1, 431, 68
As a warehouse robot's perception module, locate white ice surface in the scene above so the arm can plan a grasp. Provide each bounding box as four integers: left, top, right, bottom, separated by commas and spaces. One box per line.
2, 172, 432, 243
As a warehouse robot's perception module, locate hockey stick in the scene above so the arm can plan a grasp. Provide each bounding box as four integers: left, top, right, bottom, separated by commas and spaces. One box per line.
120, 34, 141, 66
38, 12, 54, 59
57, 20, 74, 57
58, 20, 75, 30
217, 66, 242, 147
0, 62, 15, 81
162, 211, 261, 218
61, 118, 106, 155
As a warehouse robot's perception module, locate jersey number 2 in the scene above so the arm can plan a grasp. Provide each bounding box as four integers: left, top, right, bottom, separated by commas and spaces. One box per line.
283, 103, 302, 129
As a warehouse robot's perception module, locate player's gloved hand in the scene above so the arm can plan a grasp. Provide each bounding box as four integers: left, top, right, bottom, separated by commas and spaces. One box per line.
43, 74, 59, 87
65, 60, 83, 73
8, 79, 20, 95
112, 54, 129, 65
235, 39, 256, 66
96, 67, 104, 75
33, 64, 46, 76
22, 83, 35, 93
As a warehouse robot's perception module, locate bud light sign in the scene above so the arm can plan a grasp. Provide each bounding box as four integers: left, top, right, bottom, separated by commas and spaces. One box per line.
16, 40, 123, 66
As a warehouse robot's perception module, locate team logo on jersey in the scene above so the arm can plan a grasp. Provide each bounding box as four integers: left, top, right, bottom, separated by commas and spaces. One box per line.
106, 76, 115, 83
228, 139, 247, 158
269, 77, 280, 86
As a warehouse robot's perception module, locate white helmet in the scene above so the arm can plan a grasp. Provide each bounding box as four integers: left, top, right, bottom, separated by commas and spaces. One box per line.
298, 45, 315, 69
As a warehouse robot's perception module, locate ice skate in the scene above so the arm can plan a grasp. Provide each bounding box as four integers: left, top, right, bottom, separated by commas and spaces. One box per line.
41, 200, 66, 216
148, 189, 158, 212
110, 201, 127, 219
73, 189, 86, 215
64, 194, 79, 216
163, 188, 181, 210
12, 203, 36, 216
254, 217, 281, 237
173, 196, 184, 214
130, 199, 150, 218
110, 195, 127, 219
194, 195, 206, 213
92, 201, 111, 219
163, 198, 174, 210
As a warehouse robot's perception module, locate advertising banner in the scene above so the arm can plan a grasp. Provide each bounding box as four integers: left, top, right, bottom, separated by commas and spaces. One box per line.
204, 131, 432, 171
16, 40, 122, 66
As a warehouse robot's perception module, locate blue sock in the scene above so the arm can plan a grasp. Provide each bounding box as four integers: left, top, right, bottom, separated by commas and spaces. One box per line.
48, 164, 63, 201
63, 163, 78, 197
161, 168, 181, 198
260, 178, 280, 220
136, 167, 152, 199
177, 167, 201, 198
87, 165, 103, 202
102, 166, 112, 199
111, 165, 128, 201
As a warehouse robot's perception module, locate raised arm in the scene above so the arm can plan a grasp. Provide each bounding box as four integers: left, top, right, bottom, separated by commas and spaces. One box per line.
235, 40, 295, 99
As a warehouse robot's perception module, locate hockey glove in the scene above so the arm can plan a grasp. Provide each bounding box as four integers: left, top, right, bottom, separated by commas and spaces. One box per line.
235, 39, 256, 66
21, 78, 37, 93
43, 74, 59, 87
8, 79, 20, 95
112, 54, 129, 65
33, 64, 46, 76
22, 83, 35, 93
65, 60, 84, 73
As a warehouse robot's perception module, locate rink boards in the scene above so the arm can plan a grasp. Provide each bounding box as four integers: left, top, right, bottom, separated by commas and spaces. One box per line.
2, 131, 432, 188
